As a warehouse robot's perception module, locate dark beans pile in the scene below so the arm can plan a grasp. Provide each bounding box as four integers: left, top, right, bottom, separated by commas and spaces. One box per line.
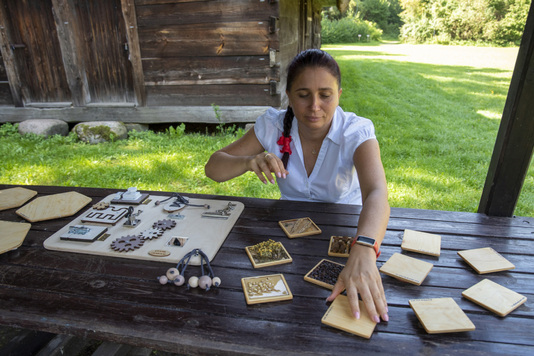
308, 260, 344, 286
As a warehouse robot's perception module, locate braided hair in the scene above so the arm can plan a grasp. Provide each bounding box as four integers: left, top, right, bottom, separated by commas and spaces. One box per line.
279, 49, 342, 169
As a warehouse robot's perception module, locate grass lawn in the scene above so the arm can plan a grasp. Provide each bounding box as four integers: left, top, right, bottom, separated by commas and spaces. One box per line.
323, 43, 532, 217
1, 43, 532, 217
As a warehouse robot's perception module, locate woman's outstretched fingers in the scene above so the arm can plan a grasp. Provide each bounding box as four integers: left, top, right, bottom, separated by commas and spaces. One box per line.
363, 280, 389, 323
326, 280, 344, 303
345, 285, 362, 319
359, 286, 381, 323
375, 280, 389, 321
263, 152, 288, 179
249, 159, 268, 184
248, 152, 289, 184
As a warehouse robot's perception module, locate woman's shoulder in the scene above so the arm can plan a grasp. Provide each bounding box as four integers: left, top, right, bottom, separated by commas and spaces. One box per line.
336, 107, 373, 126
334, 107, 375, 137
255, 107, 286, 131
254, 107, 286, 144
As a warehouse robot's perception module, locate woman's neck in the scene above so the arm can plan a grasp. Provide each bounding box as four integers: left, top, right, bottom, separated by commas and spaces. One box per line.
297, 121, 331, 146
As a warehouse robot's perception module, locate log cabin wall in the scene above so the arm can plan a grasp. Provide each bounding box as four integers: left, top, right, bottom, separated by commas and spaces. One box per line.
0, 0, 72, 107
136, 0, 281, 107
0, 51, 13, 106
70, 0, 136, 105
0, 0, 332, 124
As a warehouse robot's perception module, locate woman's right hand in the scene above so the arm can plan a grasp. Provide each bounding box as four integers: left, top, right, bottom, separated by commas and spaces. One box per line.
249, 152, 288, 184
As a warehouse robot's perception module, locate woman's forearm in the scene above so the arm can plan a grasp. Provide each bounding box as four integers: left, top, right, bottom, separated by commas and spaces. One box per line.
355, 188, 390, 246
204, 151, 253, 182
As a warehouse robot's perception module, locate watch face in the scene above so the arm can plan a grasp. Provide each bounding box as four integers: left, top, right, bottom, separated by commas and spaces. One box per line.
357, 236, 375, 246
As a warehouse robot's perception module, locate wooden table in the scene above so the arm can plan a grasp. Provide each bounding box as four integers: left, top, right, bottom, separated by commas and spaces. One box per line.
1, 184, 533, 355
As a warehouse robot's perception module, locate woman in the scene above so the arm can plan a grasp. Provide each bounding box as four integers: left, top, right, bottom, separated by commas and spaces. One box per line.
205, 49, 390, 323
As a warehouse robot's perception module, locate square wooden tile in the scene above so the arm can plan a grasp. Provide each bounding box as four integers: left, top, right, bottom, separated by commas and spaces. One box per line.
322, 295, 377, 339
462, 278, 527, 316
458, 247, 515, 274
245, 240, 292, 268
409, 298, 475, 334
401, 229, 441, 256
328, 236, 354, 257
241, 274, 293, 305
379, 253, 433, 286
278, 217, 321, 238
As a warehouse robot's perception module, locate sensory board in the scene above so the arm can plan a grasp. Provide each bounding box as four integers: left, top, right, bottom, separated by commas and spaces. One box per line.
44, 193, 244, 265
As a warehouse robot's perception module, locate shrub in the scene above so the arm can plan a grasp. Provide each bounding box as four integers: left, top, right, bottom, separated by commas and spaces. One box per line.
321, 17, 382, 44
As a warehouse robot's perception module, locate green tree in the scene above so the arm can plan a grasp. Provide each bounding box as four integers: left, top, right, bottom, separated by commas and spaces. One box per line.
399, 0, 530, 45
358, 0, 391, 30
352, 0, 404, 36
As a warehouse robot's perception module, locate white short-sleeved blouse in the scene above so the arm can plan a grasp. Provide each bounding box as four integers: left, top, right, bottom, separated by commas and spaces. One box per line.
254, 106, 376, 205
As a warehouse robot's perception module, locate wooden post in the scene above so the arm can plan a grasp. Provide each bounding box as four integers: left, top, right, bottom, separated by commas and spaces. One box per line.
51, 0, 90, 106
121, 0, 146, 106
0, 0, 23, 106
478, 1, 534, 217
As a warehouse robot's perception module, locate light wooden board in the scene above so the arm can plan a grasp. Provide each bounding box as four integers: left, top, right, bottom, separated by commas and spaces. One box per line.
245, 240, 292, 268
0, 220, 32, 254
0, 187, 37, 211
304, 259, 345, 290
44, 194, 244, 265
321, 295, 377, 339
462, 278, 527, 316
278, 217, 321, 238
16, 191, 92, 222
328, 236, 354, 257
409, 298, 476, 334
457, 247, 515, 274
401, 229, 441, 257
379, 253, 433, 286
241, 274, 293, 305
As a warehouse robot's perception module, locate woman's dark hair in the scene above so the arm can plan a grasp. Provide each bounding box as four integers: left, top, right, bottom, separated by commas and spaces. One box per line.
279, 49, 341, 168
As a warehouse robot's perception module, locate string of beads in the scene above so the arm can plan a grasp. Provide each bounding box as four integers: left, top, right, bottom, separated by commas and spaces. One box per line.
157, 248, 221, 291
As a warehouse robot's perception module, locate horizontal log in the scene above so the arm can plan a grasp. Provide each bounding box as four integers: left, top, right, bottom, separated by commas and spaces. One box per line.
146, 84, 280, 106
135, 0, 211, 5
143, 56, 279, 85
138, 22, 279, 58
0, 105, 273, 124
136, 0, 279, 27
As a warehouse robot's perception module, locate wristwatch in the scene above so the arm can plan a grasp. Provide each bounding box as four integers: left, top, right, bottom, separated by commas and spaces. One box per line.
351, 235, 381, 258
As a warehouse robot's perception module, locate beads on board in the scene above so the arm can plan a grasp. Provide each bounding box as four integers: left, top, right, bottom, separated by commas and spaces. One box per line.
157, 248, 220, 291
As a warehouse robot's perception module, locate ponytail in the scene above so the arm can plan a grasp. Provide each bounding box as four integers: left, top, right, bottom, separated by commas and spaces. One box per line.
278, 107, 293, 169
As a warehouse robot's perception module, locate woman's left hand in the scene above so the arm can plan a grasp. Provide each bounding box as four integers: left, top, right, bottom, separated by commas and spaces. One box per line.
326, 244, 388, 323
